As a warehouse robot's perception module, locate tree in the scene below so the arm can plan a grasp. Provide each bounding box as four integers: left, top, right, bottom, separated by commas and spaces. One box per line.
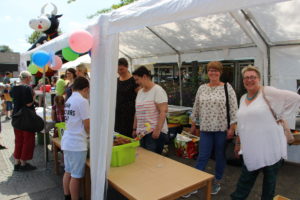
0, 45, 13, 53
27, 31, 43, 45
87, 0, 136, 18
27, 29, 62, 45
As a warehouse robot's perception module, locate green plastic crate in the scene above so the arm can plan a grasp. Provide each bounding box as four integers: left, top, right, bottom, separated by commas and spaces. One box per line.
55, 122, 66, 140
111, 134, 140, 167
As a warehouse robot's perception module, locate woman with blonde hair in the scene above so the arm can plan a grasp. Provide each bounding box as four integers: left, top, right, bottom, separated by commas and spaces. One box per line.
76, 64, 89, 80
231, 66, 300, 200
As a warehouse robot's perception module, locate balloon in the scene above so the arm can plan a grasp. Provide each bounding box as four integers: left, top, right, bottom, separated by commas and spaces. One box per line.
28, 63, 39, 74
50, 55, 63, 70
38, 64, 49, 73
32, 50, 51, 67
69, 30, 93, 53
62, 47, 79, 61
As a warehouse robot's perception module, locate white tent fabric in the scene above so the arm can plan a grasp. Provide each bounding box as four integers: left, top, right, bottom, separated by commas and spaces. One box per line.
20, 0, 298, 199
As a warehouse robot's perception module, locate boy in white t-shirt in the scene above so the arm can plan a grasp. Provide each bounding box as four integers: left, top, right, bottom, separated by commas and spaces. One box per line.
61, 77, 90, 200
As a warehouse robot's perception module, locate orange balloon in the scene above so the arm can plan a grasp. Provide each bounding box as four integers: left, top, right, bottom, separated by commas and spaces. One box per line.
38, 65, 49, 73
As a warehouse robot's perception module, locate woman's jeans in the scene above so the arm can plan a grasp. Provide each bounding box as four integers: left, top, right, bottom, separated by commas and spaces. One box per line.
231, 159, 283, 200
140, 132, 167, 154
195, 131, 227, 180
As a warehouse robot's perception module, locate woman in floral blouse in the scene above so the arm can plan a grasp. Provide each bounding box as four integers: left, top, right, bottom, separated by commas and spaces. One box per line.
190, 61, 238, 195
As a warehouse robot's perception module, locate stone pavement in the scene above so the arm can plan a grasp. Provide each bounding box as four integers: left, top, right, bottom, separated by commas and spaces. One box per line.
0, 116, 64, 200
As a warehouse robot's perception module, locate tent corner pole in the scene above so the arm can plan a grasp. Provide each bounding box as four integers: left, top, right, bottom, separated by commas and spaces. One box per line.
177, 54, 183, 106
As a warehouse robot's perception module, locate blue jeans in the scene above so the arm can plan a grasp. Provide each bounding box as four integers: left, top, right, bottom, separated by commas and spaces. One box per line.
195, 131, 227, 180
140, 132, 167, 154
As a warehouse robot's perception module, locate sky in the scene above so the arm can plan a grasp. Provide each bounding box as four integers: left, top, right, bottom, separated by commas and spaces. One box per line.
0, 0, 121, 53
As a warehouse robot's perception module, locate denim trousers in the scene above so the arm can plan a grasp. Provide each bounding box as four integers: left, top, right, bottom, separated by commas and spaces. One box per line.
195, 131, 227, 180
231, 159, 283, 200
140, 132, 166, 154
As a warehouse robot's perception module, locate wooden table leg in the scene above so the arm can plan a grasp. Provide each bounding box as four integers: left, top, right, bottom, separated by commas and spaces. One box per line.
204, 179, 212, 200
53, 141, 59, 175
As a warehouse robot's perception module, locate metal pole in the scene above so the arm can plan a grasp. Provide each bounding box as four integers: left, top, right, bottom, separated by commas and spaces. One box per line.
42, 66, 48, 168
177, 55, 183, 106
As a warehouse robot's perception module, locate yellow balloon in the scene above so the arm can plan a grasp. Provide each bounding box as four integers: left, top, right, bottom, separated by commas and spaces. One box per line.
38, 65, 49, 73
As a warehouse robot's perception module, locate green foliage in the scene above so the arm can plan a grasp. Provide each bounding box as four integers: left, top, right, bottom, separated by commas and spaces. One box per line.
87, 0, 136, 19
0, 45, 13, 53
27, 29, 62, 45
27, 31, 43, 45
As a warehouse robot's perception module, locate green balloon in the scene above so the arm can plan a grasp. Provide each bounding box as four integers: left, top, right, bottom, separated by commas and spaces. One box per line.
28, 63, 39, 74
62, 47, 79, 61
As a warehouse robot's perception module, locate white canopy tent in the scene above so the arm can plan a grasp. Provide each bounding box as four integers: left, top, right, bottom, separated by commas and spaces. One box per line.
20, 0, 300, 199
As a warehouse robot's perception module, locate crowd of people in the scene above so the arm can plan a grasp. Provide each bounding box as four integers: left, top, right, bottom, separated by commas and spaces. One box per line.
1, 58, 300, 200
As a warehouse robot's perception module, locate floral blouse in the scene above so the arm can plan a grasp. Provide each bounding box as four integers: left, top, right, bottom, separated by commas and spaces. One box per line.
191, 83, 238, 131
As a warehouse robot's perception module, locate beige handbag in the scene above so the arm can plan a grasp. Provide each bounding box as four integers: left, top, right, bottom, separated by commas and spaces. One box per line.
262, 87, 295, 144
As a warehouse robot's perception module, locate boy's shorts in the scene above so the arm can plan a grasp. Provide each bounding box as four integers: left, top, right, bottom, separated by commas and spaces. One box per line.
64, 150, 87, 178
5, 101, 12, 111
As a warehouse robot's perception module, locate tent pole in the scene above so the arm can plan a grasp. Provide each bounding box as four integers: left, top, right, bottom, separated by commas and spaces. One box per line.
42, 66, 48, 169
177, 55, 183, 106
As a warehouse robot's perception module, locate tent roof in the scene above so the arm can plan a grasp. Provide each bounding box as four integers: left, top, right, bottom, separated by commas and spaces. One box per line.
22, 0, 293, 65
46, 0, 299, 68
118, 0, 299, 62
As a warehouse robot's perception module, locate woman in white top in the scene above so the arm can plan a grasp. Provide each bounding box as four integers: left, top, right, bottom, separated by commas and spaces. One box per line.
190, 61, 238, 195
231, 66, 300, 200
132, 66, 168, 154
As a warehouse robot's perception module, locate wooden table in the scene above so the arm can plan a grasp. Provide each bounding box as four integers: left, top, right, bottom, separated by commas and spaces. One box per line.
52, 139, 214, 200
86, 148, 213, 200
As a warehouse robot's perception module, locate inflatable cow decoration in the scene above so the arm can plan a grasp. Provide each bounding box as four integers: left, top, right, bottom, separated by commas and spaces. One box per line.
28, 3, 62, 50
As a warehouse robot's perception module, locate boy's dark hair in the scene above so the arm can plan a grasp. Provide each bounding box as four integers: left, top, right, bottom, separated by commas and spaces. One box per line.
5, 72, 10, 76
73, 77, 89, 91
60, 74, 65, 79
132, 66, 151, 78
118, 58, 128, 67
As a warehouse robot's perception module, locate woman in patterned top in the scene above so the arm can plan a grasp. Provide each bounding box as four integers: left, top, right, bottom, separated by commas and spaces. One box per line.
190, 61, 238, 195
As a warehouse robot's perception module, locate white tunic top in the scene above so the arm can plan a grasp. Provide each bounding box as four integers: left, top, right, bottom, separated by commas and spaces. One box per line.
237, 86, 300, 171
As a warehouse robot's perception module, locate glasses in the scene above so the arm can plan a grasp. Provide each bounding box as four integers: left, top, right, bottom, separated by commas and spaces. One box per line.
243, 76, 257, 81
208, 69, 219, 73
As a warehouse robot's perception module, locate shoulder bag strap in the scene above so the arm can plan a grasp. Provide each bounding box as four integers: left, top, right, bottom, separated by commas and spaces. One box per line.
261, 86, 277, 121
224, 82, 230, 129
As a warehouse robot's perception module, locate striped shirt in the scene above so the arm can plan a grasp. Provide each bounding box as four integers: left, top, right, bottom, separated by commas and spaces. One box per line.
135, 85, 168, 135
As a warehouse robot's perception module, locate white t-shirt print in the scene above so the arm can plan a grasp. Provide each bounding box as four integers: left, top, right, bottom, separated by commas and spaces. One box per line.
62, 92, 90, 151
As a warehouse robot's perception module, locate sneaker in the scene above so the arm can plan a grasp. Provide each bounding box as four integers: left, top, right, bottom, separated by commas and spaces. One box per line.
181, 190, 198, 198
20, 163, 37, 171
211, 182, 221, 195
14, 164, 21, 171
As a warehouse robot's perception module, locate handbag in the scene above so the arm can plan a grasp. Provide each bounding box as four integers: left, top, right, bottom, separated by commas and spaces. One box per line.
12, 107, 44, 133
262, 87, 295, 144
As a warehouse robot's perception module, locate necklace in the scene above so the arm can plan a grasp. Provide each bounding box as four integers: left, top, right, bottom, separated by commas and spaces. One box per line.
246, 90, 259, 101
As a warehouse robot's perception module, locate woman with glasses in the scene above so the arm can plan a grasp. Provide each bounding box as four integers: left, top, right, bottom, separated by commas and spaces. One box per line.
231, 66, 300, 200
65, 68, 77, 101
190, 61, 238, 196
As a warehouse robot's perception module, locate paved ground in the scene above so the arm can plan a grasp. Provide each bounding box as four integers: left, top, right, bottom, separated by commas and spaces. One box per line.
0, 115, 300, 200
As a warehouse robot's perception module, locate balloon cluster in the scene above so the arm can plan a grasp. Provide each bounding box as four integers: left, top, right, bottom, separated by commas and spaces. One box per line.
28, 50, 63, 75
27, 30, 93, 74
62, 30, 93, 61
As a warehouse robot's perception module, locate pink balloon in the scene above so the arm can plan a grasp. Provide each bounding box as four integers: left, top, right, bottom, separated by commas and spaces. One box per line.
69, 30, 93, 53
50, 55, 63, 70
